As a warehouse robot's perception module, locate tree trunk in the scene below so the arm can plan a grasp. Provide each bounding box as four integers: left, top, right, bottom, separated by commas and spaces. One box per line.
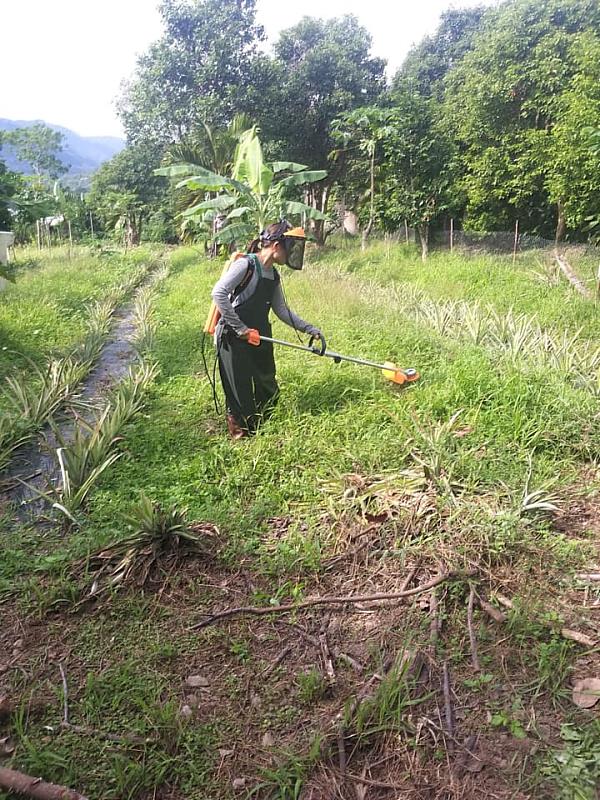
555, 199, 566, 245
308, 183, 332, 246
361, 146, 376, 252
361, 219, 374, 252
417, 223, 429, 262
126, 216, 140, 248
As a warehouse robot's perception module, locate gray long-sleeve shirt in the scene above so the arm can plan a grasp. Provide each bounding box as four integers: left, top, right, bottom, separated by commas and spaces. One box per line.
211, 257, 319, 337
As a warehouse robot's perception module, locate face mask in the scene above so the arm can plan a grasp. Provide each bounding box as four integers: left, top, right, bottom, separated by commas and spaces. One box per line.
283, 235, 305, 270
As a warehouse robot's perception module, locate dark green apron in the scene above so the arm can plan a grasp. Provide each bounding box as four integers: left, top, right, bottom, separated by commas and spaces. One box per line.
217, 257, 280, 432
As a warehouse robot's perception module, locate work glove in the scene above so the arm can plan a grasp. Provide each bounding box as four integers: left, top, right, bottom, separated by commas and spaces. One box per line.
240, 328, 261, 346
307, 327, 326, 355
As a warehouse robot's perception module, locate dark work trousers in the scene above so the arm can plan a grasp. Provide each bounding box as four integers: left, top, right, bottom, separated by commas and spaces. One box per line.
216, 274, 280, 432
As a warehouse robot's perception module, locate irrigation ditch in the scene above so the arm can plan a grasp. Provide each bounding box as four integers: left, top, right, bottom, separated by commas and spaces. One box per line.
0, 261, 169, 524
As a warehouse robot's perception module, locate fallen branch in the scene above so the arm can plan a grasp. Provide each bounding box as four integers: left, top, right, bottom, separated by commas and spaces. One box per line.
340, 770, 407, 790
319, 616, 336, 687
561, 628, 596, 647
442, 662, 455, 756
454, 733, 480, 777
58, 722, 152, 745
554, 251, 592, 299
0, 767, 89, 800
190, 571, 474, 630
467, 587, 480, 672
58, 663, 69, 725
478, 598, 506, 624
261, 644, 293, 678
429, 590, 440, 650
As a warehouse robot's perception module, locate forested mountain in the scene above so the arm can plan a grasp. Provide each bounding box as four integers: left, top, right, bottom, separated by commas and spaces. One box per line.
0, 119, 124, 178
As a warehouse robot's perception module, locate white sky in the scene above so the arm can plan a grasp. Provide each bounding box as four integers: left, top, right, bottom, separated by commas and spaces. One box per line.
0, 0, 496, 139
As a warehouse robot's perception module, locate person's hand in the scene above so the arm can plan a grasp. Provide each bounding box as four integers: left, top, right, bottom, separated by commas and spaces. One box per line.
240, 328, 261, 346
308, 329, 326, 354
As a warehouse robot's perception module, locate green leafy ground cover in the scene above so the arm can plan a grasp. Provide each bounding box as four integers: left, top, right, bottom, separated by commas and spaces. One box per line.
0, 242, 599, 800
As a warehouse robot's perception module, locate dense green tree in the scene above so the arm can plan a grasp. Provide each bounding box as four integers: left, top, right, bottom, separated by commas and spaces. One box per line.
396, 6, 489, 98
445, 0, 600, 236
333, 96, 455, 261
88, 145, 168, 245
118, 0, 266, 148
0, 158, 20, 230
4, 123, 67, 179
547, 32, 600, 240
261, 15, 386, 243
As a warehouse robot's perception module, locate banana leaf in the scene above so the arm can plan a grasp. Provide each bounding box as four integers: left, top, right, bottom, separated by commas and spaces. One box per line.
279, 170, 327, 187
271, 161, 309, 173
281, 200, 328, 220
214, 221, 253, 245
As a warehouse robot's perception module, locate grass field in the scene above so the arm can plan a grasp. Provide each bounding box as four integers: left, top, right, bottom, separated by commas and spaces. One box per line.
0, 246, 152, 381
0, 241, 599, 800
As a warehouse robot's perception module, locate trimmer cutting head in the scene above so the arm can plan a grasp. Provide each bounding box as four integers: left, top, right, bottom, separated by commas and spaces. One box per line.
381, 362, 420, 385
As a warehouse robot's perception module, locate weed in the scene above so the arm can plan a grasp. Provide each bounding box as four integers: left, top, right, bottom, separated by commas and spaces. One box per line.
78, 494, 214, 598
490, 707, 527, 739
463, 673, 495, 691
296, 668, 327, 704
229, 638, 251, 663
523, 636, 574, 702
541, 721, 600, 799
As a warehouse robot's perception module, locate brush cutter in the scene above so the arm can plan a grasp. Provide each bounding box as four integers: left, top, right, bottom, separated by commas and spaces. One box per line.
248, 331, 420, 385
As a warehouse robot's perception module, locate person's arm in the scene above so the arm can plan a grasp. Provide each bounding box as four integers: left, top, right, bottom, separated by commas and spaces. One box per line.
211, 258, 252, 336
271, 282, 322, 337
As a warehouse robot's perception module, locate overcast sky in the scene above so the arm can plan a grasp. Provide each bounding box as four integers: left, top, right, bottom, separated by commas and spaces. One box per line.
0, 0, 496, 139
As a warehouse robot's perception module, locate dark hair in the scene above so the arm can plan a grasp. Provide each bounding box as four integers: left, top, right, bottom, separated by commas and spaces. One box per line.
247, 221, 290, 253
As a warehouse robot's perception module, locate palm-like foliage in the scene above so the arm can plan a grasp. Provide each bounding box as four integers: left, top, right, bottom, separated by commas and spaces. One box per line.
165, 114, 253, 177
157, 129, 327, 246
161, 115, 253, 243
78, 495, 217, 599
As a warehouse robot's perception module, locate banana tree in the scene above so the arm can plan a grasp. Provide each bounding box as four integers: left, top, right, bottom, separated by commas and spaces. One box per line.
156, 129, 327, 246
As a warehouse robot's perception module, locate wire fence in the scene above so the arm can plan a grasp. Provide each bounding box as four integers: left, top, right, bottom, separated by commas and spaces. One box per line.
340, 219, 600, 299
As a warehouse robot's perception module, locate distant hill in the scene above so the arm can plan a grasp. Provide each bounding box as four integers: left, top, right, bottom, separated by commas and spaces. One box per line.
0, 119, 125, 187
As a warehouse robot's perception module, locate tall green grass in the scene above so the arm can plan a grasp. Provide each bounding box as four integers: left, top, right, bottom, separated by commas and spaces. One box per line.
0, 245, 154, 381
68, 244, 599, 567
311, 238, 600, 339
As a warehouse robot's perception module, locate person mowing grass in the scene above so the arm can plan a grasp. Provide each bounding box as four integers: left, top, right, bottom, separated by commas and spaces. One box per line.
211, 220, 325, 439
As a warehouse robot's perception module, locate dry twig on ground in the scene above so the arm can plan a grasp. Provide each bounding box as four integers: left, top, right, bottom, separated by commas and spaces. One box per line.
467, 586, 480, 672
191, 570, 475, 630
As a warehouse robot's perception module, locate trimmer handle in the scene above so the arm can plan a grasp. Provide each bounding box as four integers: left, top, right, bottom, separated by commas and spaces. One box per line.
309, 334, 327, 356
